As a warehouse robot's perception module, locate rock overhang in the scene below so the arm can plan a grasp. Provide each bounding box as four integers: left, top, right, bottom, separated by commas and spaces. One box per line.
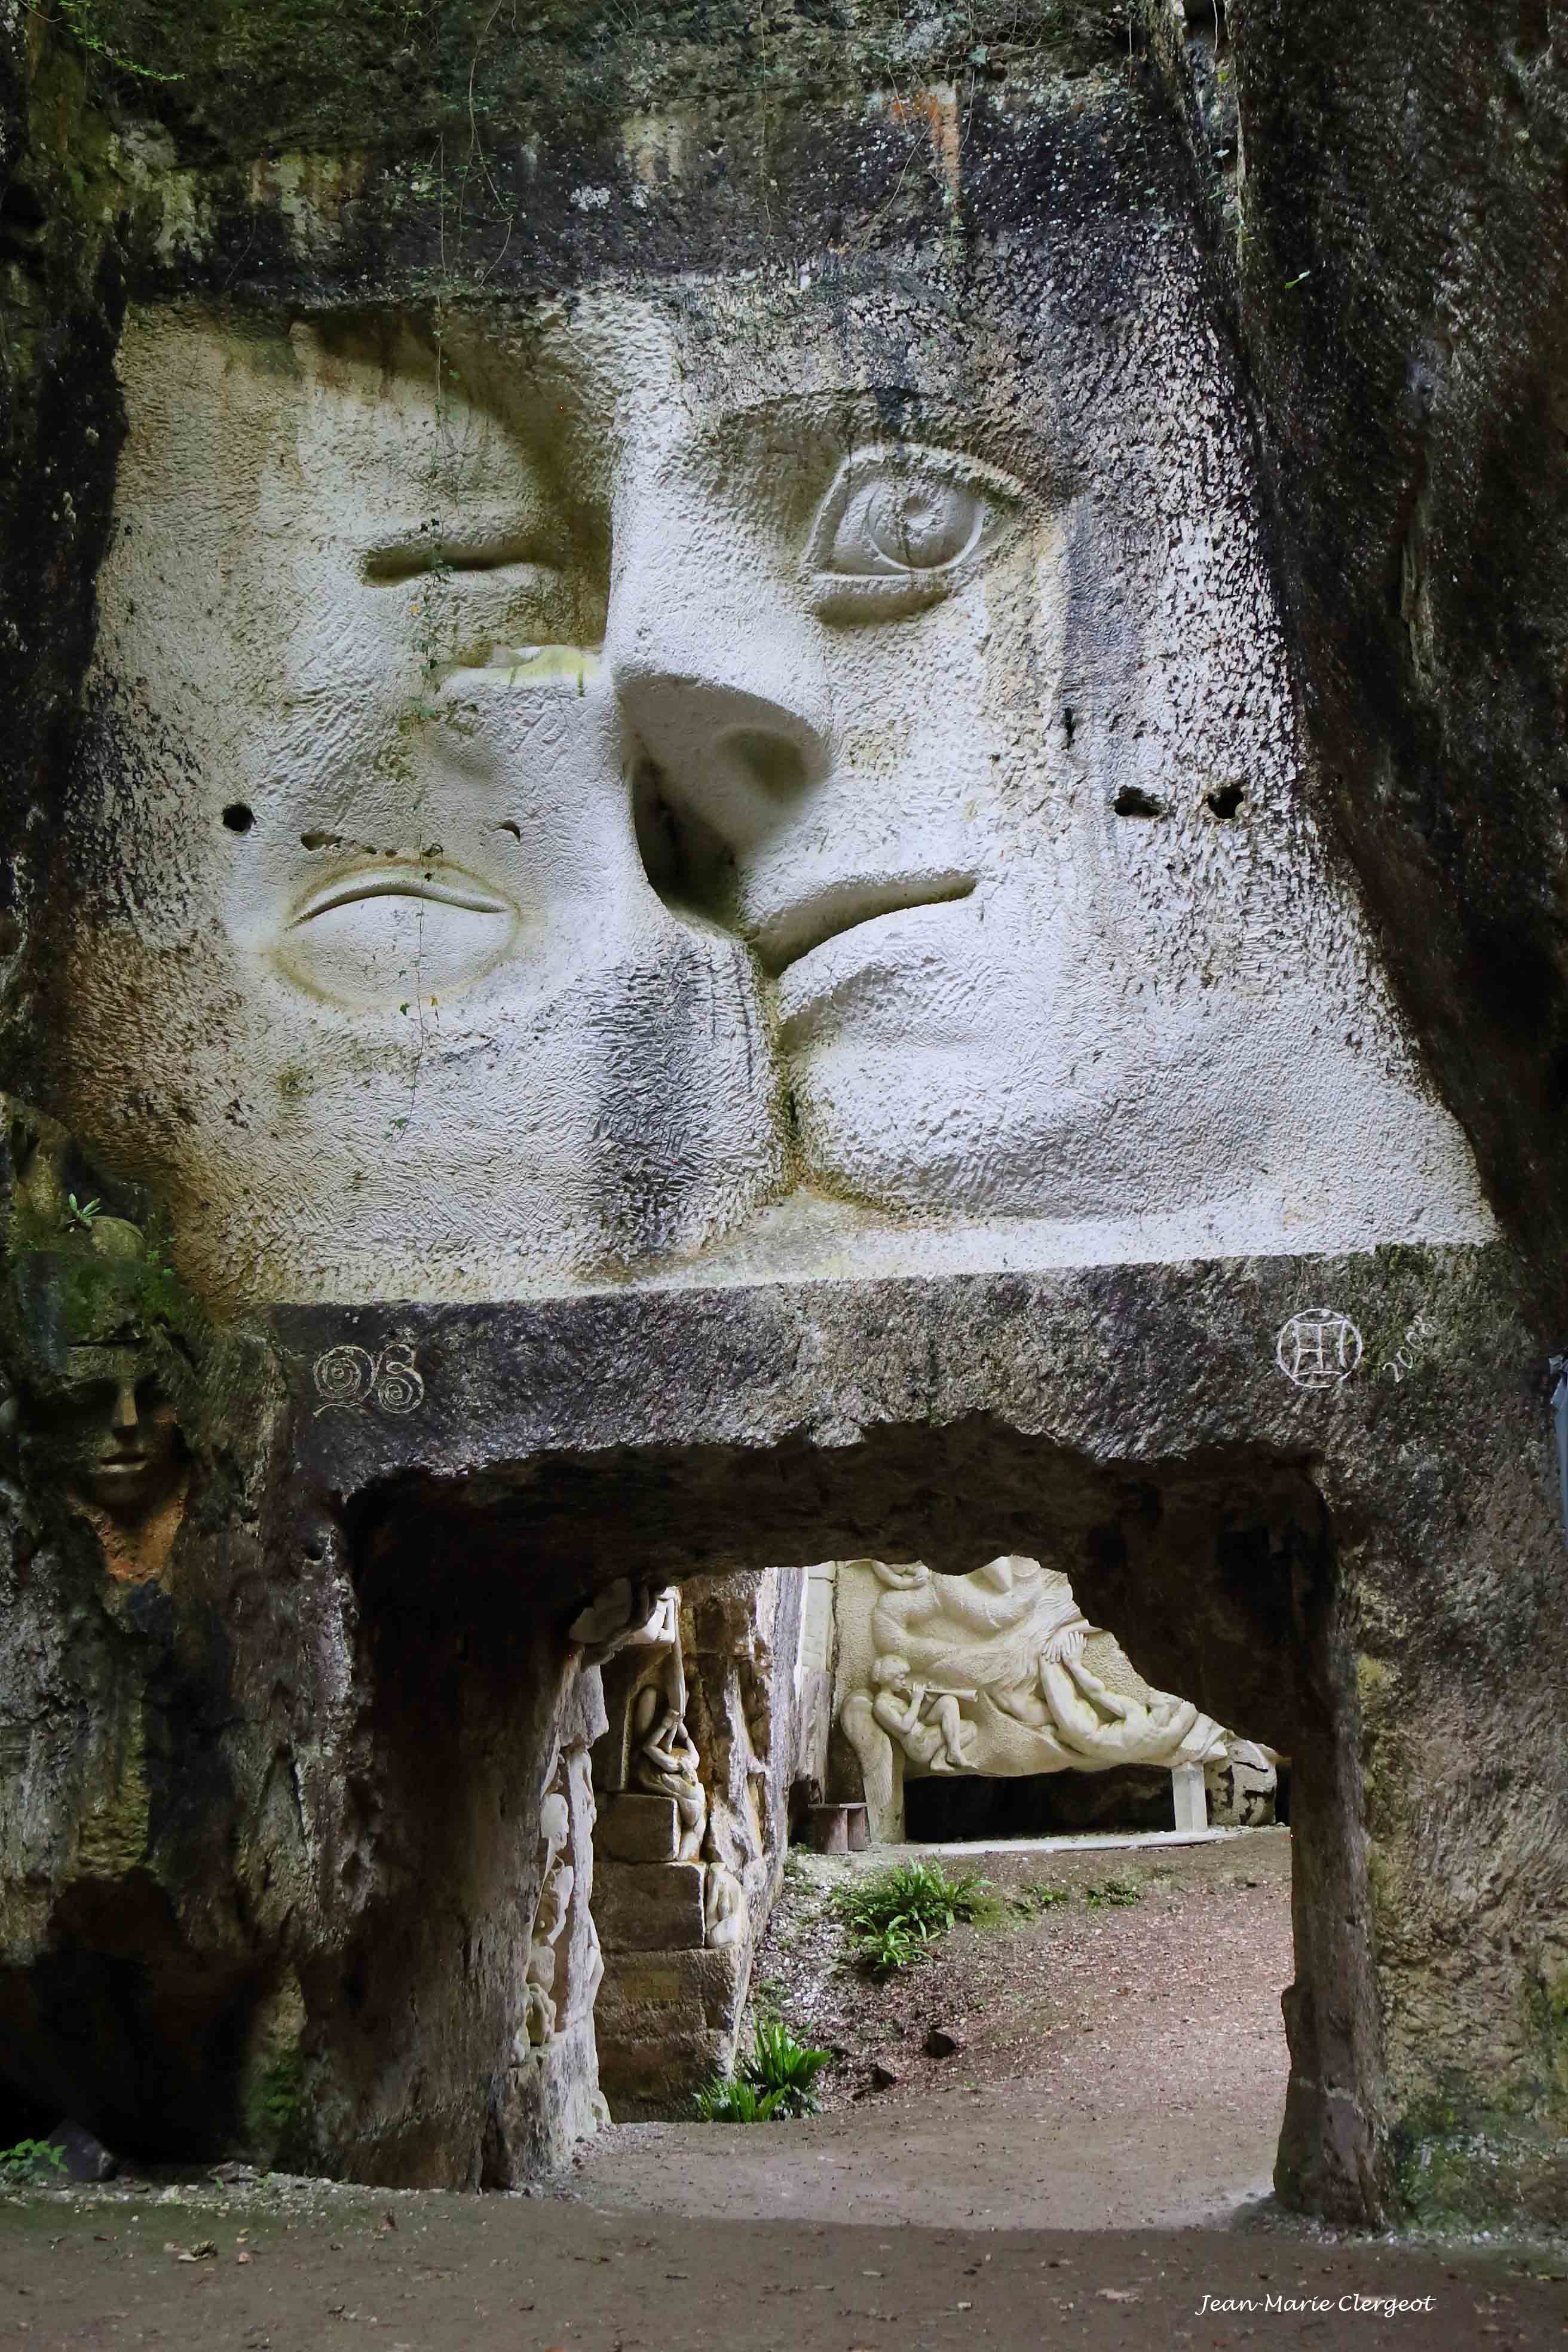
272, 1239, 1546, 1576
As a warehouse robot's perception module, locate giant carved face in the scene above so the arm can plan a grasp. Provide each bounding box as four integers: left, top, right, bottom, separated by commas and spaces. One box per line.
54, 243, 1486, 1304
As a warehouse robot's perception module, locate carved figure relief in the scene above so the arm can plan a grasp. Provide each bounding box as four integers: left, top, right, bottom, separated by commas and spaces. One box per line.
521, 1780, 572, 2048
834, 1557, 1228, 1843
567, 1578, 669, 1668
56, 263, 1490, 1304
629, 1688, 707, 1864
587, 1581, 770, 1953
519, 1752, 602, 2054
36, 1333, 184, 1527
703, 1863, 745, 1949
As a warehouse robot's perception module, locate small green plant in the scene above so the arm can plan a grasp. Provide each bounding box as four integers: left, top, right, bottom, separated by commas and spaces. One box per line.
64, 1192, 101, 1231
694, 2019, 833, 2121
0, 2137, 65, 2182
694, 2076, 784, 2123
832, 1858, 994, 1976
853, 1914, 933, 1976
741, 2017, 833, 2116
832, 1859, 992, 1940
1010, 1881, 1071, 1916
1085, 1876, 1143, 1908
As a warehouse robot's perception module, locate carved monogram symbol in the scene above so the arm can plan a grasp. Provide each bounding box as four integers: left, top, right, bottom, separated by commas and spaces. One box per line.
1275, 1309, 1363, 1391
312, 1340, 425, 1417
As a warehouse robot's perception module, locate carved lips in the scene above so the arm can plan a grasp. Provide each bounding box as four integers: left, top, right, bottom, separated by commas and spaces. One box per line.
276, 860, 519, 1010
773, 890, 980, 1049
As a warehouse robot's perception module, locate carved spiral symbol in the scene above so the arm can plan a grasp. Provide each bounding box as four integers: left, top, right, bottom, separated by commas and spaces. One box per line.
372, 1345, 425, 1416
313, 1344, 376, 1409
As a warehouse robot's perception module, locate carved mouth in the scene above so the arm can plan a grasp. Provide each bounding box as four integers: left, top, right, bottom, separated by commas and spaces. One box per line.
288, 868, 513, 928
759, 873, 976, 978
774, 892, 981, 1049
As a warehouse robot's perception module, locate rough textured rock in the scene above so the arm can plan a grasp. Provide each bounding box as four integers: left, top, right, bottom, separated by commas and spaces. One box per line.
259, 1243, 1564, 2219
0, 1104, 613, 2183
1146, 0, 1568, 1328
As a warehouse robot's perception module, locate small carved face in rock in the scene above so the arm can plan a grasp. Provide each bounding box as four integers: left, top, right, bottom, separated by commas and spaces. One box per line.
34, 1344, 183, 1520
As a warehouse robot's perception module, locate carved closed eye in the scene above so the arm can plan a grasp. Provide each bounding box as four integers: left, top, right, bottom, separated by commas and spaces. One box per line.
804, 444, 1024, 618
360, 529, 608, 675
274, 861, 518, 1010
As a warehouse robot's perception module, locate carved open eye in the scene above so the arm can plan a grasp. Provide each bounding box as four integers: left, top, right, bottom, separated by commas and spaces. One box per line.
804, 444, 1023, 618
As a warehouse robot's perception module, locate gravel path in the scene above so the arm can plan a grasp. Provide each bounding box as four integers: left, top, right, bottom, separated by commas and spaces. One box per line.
572, 1830, 1294, 2230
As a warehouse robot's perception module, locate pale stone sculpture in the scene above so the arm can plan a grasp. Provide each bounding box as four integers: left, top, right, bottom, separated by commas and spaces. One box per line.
57, 286, 1491, 1306
568, 1578, 669, 1667
703, 1863, 746, 1950
630, 1689, 707, 1864
7, 0, 1565, 2236
835, 1557, 1228, 1843
1207, 1738, 1281, 1829
519, 1762, 603, 2056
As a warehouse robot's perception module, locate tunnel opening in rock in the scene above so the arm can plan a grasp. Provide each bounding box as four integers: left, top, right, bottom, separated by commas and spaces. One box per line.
268, 1422, 1362, 2216
748, 1489, 1316, 2216
0, 1396, 1365, 2221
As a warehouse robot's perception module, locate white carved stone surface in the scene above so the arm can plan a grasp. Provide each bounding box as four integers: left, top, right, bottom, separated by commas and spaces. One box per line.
59, 278, 1489, 1305
832, 1556, 1229, 1842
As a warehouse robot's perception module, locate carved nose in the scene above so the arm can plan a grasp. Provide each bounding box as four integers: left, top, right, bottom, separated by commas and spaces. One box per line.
620, 673, 832, 950
111, 1381, 140, 1434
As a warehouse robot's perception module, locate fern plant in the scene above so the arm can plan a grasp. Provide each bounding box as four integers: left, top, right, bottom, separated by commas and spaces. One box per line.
694, 2076, 784, 2123
742, 2017, 832, 2115
695, 2018, 834, 2121
832, 1859, 993, 1940
852, 1913, 932, 1976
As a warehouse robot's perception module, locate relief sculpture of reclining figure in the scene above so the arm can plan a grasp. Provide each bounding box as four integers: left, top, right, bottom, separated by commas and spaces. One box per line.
838, 1556, 1227, 1841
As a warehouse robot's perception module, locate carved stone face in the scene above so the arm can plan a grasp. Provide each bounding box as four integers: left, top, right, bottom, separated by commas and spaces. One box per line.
58, 247, 1487, 1303
607, 283, 1484, 1254
33, 1345, 183, 1520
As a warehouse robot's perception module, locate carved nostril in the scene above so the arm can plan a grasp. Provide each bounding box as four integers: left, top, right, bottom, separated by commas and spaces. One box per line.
619, 675, 828, 938
719, 729, 811, 801
631, 751, 740, 931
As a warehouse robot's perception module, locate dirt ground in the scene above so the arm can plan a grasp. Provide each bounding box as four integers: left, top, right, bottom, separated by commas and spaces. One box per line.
7, 1834, 1567, 2350
582, 1828, 1296, 2230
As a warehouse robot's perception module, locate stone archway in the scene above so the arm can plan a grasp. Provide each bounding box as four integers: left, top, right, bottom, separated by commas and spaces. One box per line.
212, 1245, 1558, 2224
1, 1250, 1562, 2225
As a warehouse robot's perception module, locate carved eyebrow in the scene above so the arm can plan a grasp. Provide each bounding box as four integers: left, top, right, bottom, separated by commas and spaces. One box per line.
361, 534, 556, 584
